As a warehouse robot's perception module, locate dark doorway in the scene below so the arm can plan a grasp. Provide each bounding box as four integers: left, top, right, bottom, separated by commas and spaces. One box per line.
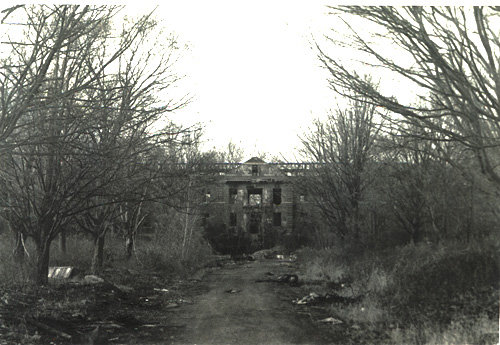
249, 212, 261, 234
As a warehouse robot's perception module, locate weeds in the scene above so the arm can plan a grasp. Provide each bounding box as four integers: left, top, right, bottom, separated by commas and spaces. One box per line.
298, 239, 500, 344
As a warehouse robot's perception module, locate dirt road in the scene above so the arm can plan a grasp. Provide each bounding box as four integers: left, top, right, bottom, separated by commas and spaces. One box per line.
169, 259, 329, 345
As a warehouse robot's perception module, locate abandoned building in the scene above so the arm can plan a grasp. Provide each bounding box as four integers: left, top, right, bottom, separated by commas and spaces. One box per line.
202, 157, 314, 253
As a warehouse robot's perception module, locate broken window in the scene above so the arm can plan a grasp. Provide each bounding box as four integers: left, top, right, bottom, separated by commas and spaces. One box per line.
273, 188, 282, 205
229, 212, 237, 227
252, 165, 258, 176
273, 212, 282, 227
229, 188, 237, 204
247, 187, 262, 206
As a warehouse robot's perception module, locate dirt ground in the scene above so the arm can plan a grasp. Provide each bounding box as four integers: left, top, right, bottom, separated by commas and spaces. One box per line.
167, 259, 331, 345
1, 257, 375, 345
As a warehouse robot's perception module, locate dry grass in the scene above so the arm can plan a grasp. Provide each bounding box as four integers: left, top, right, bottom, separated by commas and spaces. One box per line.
389, 313, 499, 345
297, 239, 500, 344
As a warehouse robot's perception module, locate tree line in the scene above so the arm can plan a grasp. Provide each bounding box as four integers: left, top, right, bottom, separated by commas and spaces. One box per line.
296, 6, 500, 249
0, 5, 224, 285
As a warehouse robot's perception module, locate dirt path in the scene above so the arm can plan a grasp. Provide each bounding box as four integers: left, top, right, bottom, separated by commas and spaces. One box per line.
169, 260, 329, 345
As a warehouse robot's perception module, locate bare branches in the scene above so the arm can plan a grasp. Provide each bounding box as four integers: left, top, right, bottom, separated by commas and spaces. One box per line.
298, 91, 382, 239
318, 6, 500, 187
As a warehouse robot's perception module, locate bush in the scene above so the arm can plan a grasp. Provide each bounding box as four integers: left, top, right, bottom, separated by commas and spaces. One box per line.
133, 227, 214, 279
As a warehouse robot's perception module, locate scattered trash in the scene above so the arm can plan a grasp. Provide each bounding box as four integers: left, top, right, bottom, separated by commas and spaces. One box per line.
265, 272, 274, 276
165, 303, 179, 309
153, 288, 169, 293
140, 324, 161, 328
94, 321, 125, 329
276, 254, 285, 260
293, 291, 363, 305
351, 324, 361, 330
318, 317, 343, 324
48, 266, 74, 279
293, 292, 319, 305
224, 289, 239, 294
115, 284, 134, 293
84, 275, 104, 284
277, 274, 299, 285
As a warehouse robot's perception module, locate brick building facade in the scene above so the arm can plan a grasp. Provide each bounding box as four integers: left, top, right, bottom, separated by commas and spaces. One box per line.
203, 157, 311, 253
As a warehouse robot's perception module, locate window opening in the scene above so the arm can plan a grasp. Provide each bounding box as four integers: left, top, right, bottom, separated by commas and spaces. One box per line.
273, 188, 282, 205
247, 187, 262, 206
229, 188, 237, 204
273, 212, 282, 227
252, 165, 258, 176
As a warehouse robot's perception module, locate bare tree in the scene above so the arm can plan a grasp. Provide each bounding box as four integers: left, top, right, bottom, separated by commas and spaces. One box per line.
318, 6, 500, 189
0, 5, 188, 285
299, 94, 382, 241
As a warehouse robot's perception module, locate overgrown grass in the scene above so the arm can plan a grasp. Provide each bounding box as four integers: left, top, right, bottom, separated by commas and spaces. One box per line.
297, 237, 500, 344
0, 227, 215, 288
0, 234, 35, 289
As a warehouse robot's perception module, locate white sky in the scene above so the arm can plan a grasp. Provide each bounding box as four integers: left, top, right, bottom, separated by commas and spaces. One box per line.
136, 1, 484, 160
125, 1, 337, 160
1, 1, 487, 160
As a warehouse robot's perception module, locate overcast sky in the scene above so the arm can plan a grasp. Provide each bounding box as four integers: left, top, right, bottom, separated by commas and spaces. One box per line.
2, 1, 484, 161
130, 1, 338, 160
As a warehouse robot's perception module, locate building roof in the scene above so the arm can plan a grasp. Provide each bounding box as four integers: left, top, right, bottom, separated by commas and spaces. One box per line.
243, 157, 267, 164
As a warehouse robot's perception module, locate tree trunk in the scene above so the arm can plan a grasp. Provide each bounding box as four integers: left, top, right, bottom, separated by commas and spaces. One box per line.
13, 231, 25, 263
59, 229, 67, 254
125, 234, 134, 261
91, 236, 105, 275
34, 239, 51, 286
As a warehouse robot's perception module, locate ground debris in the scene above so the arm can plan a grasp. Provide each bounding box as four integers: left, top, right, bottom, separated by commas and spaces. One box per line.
256, 273, 299, 286
293, 292, 363, 306
48, 266, 74, 279
153, 288, 169, 292
27, 318, 72, 340
318, 317, 344, 324
84, 275, 105, 284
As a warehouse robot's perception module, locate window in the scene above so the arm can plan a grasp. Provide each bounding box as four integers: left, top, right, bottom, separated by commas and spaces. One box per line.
273, 188, 282, 205
299, 194, 305, 202
204, 190, 211, 203
273, 212, 282, 227
252, 165, 258, 176
247, 187, 263, 206
229, 188, 237, 204
229, 212, 237, 226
